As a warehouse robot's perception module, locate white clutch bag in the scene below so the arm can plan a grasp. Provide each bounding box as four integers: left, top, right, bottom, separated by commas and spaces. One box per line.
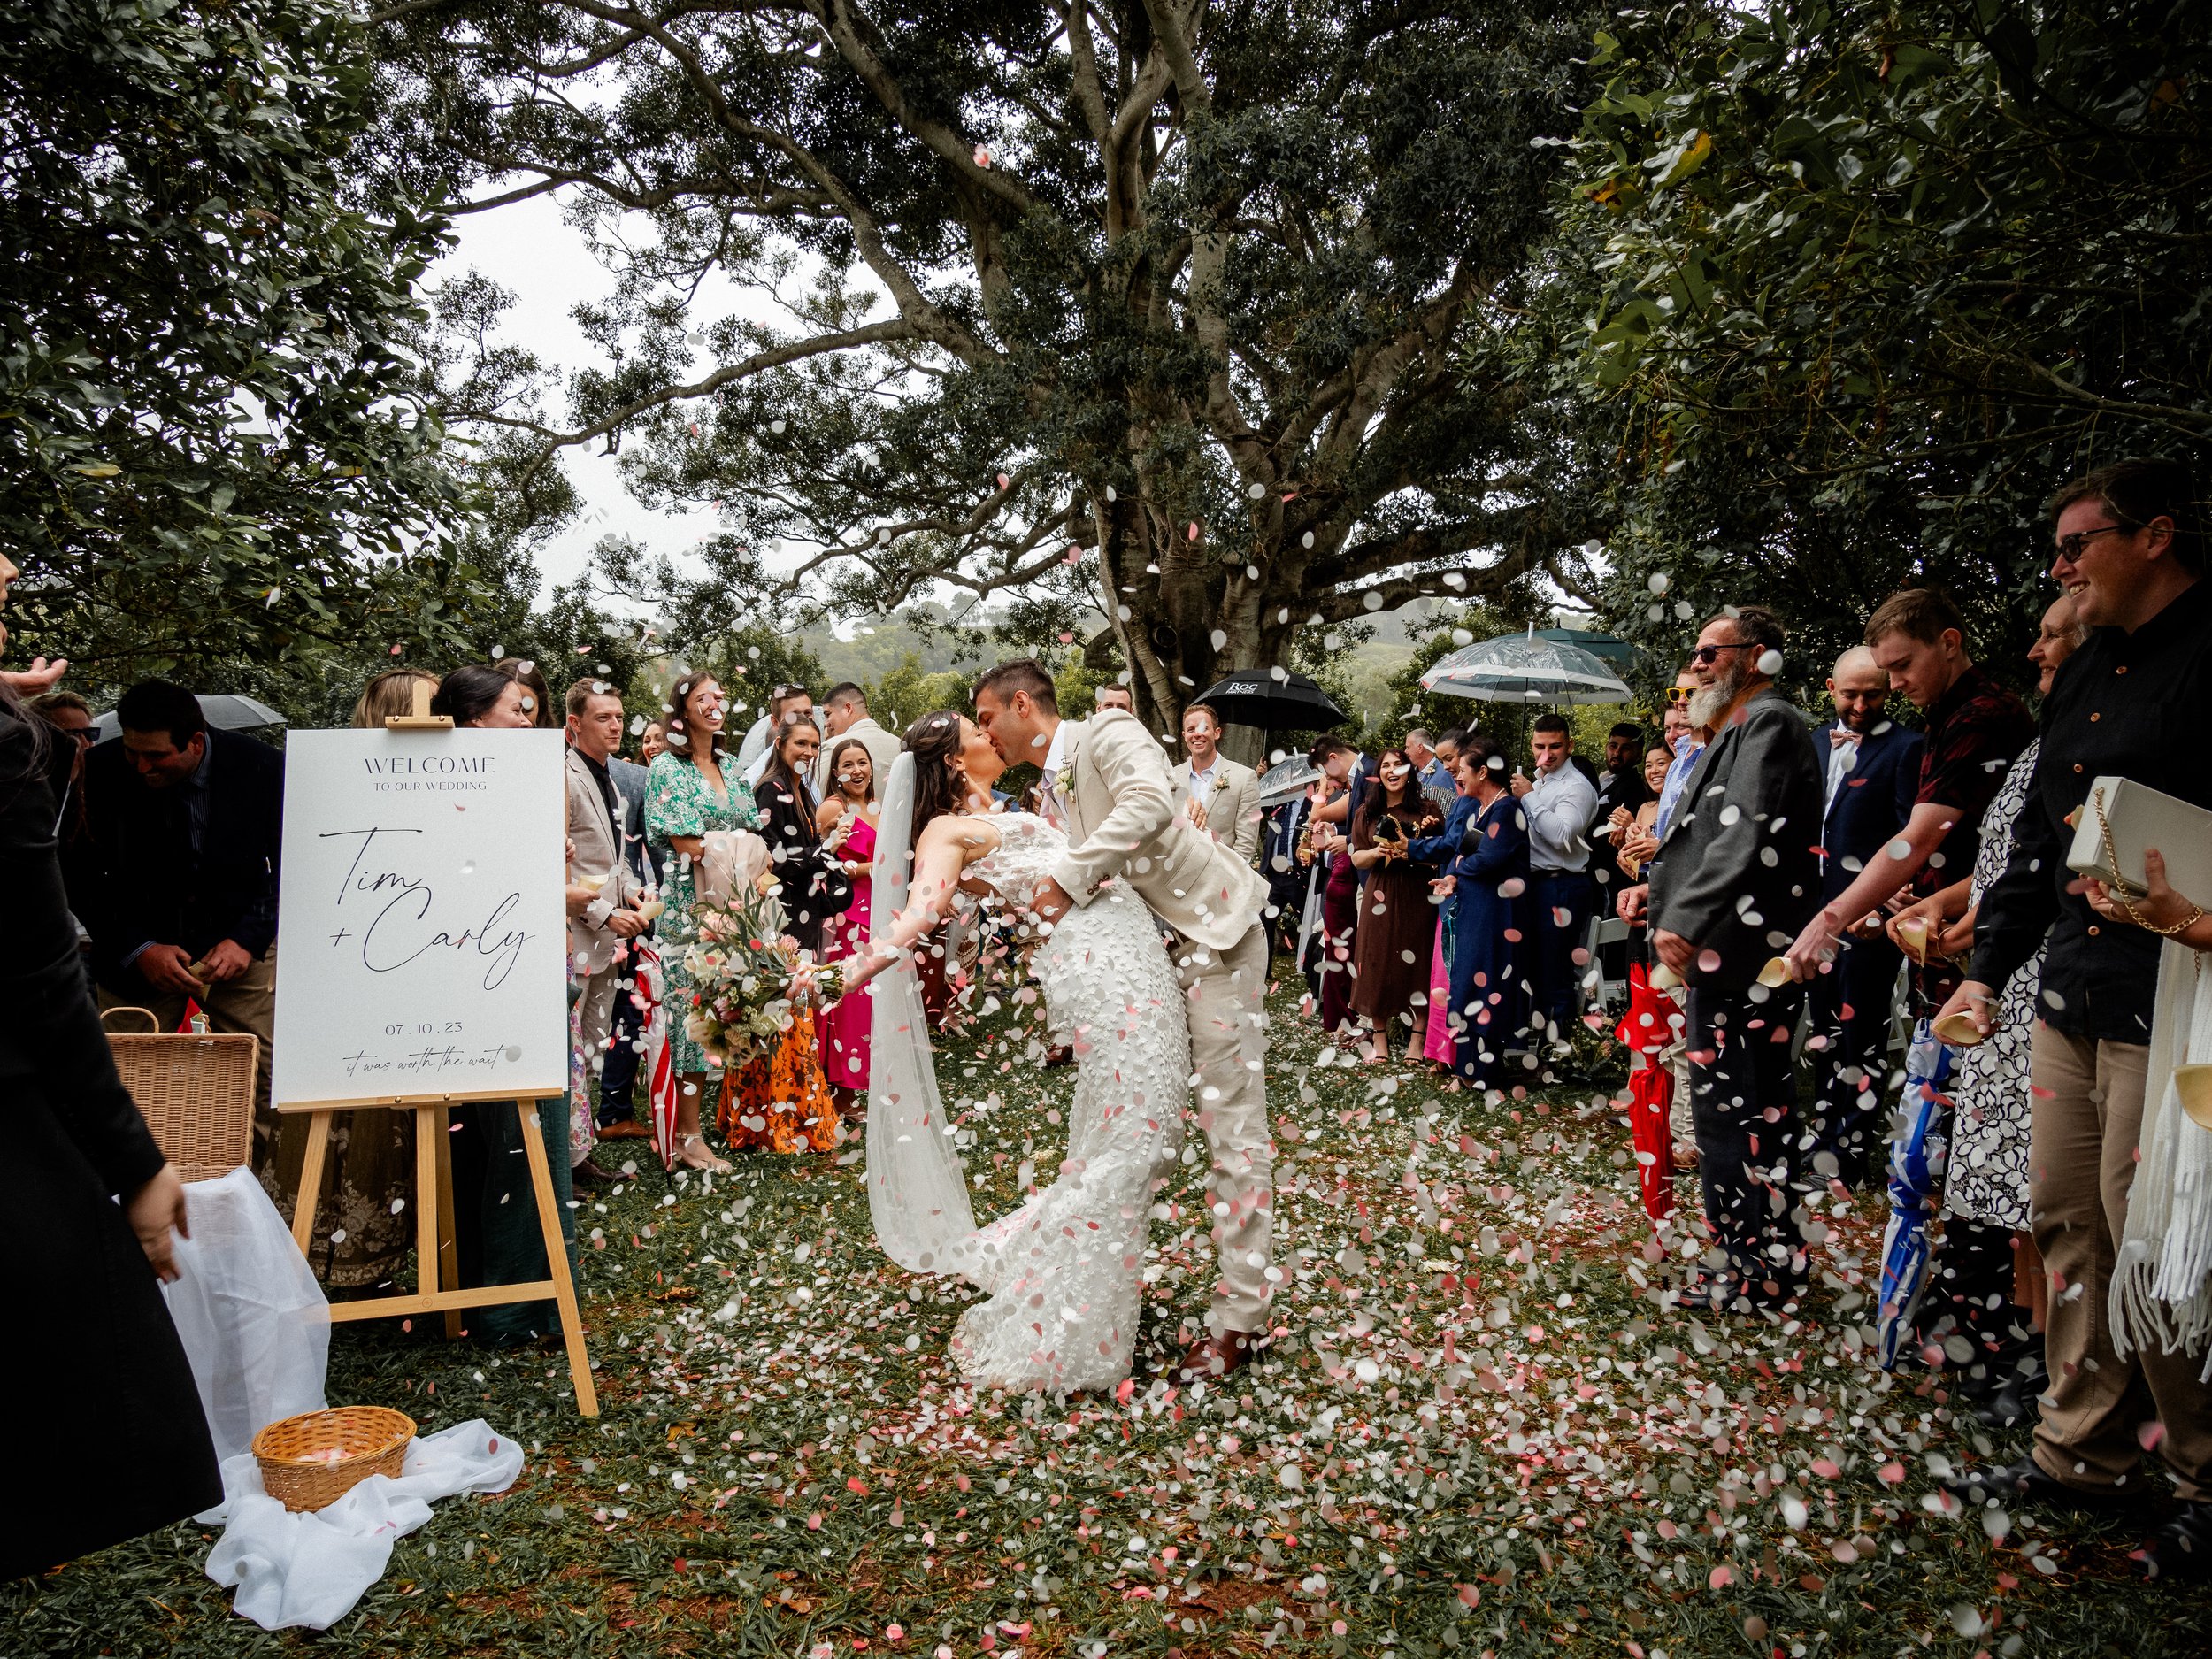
2065, 776, 2212, 905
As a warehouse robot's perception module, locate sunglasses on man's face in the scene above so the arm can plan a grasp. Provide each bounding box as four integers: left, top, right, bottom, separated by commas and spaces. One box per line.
1686, 641, 1756, 667
2052, 523, 2132, 565
1663, 686, 1693, 704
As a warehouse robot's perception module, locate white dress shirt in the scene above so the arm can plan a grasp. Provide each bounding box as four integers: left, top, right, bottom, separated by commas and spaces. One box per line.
1823, 721, 1860, 812
1036, 720, 1071, 826
1523, 762, 1599, 873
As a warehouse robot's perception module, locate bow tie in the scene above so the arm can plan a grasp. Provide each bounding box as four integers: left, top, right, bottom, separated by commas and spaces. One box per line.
1830, 728, 1862, 749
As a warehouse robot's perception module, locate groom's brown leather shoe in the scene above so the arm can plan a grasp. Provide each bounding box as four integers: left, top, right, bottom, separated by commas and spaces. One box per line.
1173, 1329, 1259, 1383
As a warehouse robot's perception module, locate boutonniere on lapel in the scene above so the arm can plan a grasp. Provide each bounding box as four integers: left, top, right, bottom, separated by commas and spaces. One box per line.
1055, 764, 1075, 795
1211, 775, 1229, 795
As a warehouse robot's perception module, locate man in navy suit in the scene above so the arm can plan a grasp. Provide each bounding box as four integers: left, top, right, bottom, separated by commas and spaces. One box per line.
79, 680, 283, 1125
1808, 647, 1924, 1187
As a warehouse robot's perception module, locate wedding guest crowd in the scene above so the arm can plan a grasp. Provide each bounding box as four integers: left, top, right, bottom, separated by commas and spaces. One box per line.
17, 449, 2212, 1582
1934, 459, 2212, 1573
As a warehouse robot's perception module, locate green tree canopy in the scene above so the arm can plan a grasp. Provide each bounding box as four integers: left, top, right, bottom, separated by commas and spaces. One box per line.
376, 0, 1609, 750
1560, 0, 2210, 691
0, 0, 495, 697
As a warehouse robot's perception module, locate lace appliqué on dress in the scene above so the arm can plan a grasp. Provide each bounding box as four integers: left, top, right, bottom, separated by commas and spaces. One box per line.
944, 818, 1190, 1394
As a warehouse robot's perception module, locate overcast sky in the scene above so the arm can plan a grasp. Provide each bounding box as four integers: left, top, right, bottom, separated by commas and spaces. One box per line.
437, 194, 731, 599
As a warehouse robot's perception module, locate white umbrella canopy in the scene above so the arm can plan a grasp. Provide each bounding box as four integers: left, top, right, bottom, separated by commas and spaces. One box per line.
1418, 626, 1632, 705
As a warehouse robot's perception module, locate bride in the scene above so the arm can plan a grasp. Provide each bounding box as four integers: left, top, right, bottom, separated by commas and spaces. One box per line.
840, 710, 1190, 1394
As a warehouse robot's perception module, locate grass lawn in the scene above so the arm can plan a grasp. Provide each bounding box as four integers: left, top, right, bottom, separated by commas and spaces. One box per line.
11, 975, 2212, 1656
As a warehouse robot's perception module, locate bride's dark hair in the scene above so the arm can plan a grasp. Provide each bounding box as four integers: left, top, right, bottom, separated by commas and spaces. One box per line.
902, 709, 969, 841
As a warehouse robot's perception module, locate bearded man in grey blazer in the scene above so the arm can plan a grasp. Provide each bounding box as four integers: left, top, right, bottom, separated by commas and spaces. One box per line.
973, 660, 1274, 1380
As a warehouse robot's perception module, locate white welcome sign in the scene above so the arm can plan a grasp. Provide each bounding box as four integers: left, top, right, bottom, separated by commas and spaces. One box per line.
272, 728, 569, 1109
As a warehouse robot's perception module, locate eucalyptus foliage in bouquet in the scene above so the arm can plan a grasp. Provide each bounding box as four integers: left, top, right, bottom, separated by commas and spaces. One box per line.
680, 890, 844, 1069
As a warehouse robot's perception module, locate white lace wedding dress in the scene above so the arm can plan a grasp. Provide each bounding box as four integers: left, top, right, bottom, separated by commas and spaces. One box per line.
934, 813, 1191, 1394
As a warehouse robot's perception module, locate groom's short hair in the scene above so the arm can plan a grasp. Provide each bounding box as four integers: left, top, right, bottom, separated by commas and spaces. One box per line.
973, 658, 1058, 714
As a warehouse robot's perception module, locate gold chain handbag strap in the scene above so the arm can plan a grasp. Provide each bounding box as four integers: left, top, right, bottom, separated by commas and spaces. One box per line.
2093, 784, 2208, 937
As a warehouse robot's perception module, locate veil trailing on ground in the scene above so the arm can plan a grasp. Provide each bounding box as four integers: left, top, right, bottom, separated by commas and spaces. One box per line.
866, 752, 977, 1271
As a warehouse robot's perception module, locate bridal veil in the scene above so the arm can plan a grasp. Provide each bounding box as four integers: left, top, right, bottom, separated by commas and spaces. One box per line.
865, 752, 977, 1270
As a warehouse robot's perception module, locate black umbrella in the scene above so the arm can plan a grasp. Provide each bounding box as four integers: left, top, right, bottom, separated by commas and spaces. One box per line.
1191, 669, 1348, 733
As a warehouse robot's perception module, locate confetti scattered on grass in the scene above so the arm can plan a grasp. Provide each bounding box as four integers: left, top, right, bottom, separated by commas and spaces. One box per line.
9, 982, 2212, 1655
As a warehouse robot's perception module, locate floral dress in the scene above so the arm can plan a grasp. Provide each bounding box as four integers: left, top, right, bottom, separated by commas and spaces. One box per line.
1944, 739, 2040, 1231
644, 750, 758, 1076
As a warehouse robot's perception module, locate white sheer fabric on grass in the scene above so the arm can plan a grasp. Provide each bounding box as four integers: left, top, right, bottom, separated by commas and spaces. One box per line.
163, 1166, 329, 1463
866, 752, 978, 1271
201, 1419, 522, 1630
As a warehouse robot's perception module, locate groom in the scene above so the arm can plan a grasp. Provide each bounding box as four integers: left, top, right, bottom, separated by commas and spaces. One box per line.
973, 661, 1275, 1379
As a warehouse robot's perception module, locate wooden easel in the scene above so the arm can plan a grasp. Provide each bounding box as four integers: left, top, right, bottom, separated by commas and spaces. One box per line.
277, 682, 598, 1417
284, 1090, 595, 1416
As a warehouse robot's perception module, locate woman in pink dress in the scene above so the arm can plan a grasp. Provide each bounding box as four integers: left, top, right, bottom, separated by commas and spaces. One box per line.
817, 738, 880, 1115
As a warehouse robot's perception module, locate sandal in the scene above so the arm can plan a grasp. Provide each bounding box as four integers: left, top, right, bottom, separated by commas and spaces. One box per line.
677, 1133, 732, 1175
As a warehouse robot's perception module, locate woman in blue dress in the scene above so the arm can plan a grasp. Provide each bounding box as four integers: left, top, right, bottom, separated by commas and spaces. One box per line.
1434, 733, 1532, 1090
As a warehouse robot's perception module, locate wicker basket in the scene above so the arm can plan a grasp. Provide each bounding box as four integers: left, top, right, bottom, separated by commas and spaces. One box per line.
251, 1407, 417, 1512
100, 1006, 257, 1182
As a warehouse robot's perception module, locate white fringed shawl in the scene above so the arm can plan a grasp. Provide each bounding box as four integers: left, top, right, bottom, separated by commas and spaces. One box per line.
2112, 944, 2212, 1377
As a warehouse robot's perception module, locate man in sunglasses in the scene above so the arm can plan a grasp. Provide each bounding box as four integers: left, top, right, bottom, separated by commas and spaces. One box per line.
1938, 459, 2212, 1578
1648, 678, 1703, 841
1629, 608, 1824, 1313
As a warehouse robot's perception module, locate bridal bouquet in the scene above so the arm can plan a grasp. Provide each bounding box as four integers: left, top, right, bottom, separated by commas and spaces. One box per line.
680, 892, 846, 1069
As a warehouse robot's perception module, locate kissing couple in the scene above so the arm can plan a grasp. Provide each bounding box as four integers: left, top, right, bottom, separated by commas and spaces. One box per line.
837, 660, 1276, 1394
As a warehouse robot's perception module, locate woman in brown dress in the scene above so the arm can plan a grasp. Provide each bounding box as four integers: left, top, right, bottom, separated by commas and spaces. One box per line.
1348, 748, 1443, 1062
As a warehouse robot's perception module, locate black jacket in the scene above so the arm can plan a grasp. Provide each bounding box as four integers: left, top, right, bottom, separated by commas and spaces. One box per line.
78, 726, 283, 989
0, 703, 222, 1573
1587, 765, 1655, 843
1647, 687, 1824, 995
1970, 580, 2212, 1041
1816, 718, 1925, 902
755, 771, 837, 954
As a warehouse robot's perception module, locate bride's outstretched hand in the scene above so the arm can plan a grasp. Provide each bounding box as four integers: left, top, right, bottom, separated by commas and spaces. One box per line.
838, 941, 903, 994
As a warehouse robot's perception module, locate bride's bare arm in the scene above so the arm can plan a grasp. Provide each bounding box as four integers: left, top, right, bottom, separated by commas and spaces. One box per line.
837, 820, 976, 991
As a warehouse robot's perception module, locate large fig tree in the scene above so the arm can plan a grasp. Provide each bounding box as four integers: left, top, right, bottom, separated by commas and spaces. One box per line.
376, 0, 1606, 742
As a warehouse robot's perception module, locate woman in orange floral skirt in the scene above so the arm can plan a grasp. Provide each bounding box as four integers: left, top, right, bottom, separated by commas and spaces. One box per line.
717, 995, 841, 1155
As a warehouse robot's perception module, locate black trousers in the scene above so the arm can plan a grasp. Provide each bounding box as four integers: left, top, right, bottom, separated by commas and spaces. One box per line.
1686, 981, 1808, 1294
596, 957, 645, 1125
1529, 868, 1595, 1034
1805, 933, 1901, 1188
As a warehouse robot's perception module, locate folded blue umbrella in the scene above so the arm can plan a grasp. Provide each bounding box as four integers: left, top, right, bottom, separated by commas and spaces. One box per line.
1876, 1018, 1954, 1370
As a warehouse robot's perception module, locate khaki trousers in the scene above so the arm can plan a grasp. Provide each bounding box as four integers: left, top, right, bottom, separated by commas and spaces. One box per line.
101, 949, 277, 1154
2029, 1025, 2212, 1498
572, 959, 626, 1166
1176, 924, 1273, 1335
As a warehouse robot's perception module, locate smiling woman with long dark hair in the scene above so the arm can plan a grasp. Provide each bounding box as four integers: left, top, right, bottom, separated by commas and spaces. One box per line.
1346, 747, 1443, 1062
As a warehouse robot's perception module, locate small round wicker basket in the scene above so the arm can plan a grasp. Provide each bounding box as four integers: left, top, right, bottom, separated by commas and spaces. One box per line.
251, 1407, 417, 1512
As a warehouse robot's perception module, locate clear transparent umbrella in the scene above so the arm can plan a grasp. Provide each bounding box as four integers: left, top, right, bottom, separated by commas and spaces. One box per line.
1418, 625, 1632, 705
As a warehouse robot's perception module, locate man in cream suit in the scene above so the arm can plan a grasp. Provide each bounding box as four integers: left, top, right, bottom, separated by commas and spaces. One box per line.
973, 660, 1274, 1380
565, 680, 651, 1180
1175, 702, 1262, 866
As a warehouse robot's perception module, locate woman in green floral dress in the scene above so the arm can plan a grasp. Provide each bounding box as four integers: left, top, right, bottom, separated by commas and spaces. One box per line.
646, 671, 758, 1171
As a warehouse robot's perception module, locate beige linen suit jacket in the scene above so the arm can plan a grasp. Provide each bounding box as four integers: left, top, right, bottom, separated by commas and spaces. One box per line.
1049, 710, 1268, 953
565, 745, 645, 976
1175, 757, 1262, 866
